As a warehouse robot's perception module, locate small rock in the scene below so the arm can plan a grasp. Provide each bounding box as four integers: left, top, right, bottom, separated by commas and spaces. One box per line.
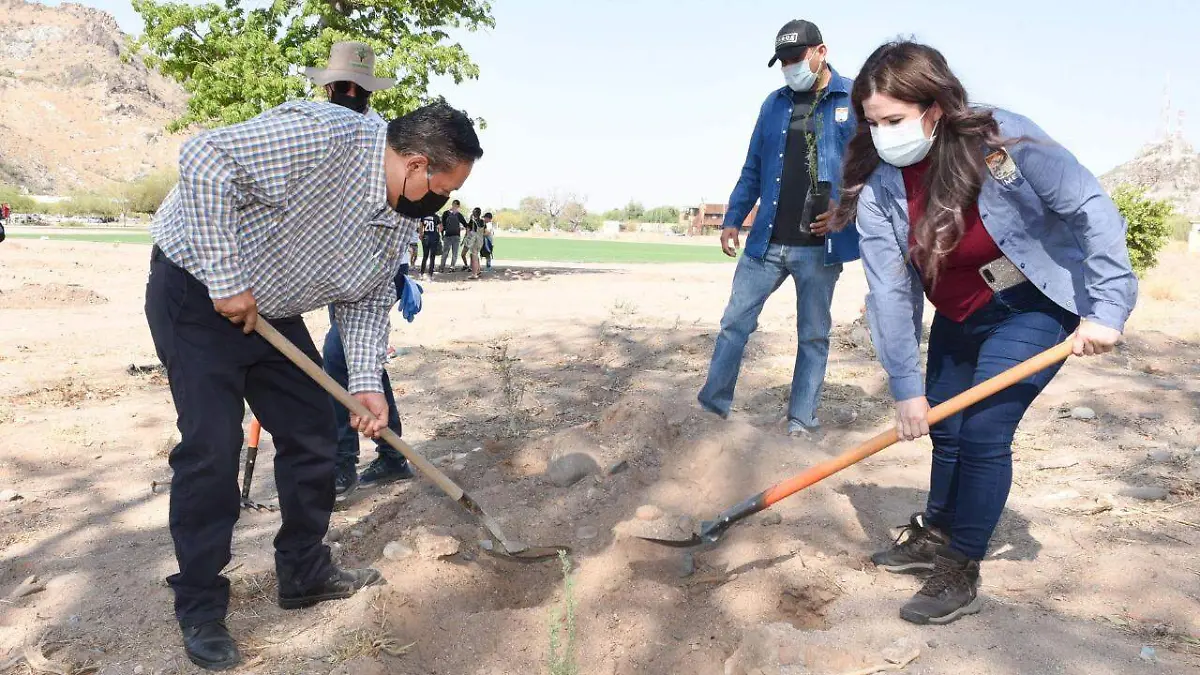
605, 459, 629, 476
575, 525, 599, 540
1120, 486, 1170, 501
0, 490, 21, 502
546, 453, 600, 487
460, 548, 476, 562
1139, 646, 1157, 662
10, 574, 46, 598
678, 553, 696, 578
450, 463, 467, 472
382, 541, 414, 561
350, 529, 365, 538
760, 512, 783, 526
134, 666, 144, 675
1070, 407, 1096, 420
636, 504, 663, 521
326, 527, 343, 543
926, 640, 939, 649
1139, 412, 1164, 420
881, 638, 916, 664
479, 539, 495, 551
413, 527, 460, 558
1147, 449, 1175, 463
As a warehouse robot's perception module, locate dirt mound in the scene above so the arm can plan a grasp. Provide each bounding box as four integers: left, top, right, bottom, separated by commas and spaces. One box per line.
0, 283, 108, 309
10, 376, 123, 406
597, 397, 682, 451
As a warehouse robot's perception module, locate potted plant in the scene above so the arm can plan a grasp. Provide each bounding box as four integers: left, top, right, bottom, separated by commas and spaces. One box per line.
801, 112, 831, 233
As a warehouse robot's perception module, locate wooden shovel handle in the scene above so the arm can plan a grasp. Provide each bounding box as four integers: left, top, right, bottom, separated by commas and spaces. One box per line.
253, 318, 464, 500
761, 337, 1075, 507
247, 418, 262, 448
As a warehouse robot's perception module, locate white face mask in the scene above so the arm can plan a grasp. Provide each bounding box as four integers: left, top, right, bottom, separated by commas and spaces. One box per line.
870, 110, 938, 167
782, 57, 820, 92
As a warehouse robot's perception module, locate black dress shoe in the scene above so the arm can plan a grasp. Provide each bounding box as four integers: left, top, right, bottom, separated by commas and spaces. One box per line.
278, 566, 384, 610
181, 620, 240, 671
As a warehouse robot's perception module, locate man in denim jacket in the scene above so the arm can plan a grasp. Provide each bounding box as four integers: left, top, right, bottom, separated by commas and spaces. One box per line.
699, 20, 861, 437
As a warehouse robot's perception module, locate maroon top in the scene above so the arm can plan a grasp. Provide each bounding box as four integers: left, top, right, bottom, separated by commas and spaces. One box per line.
903, 159, 1003, 322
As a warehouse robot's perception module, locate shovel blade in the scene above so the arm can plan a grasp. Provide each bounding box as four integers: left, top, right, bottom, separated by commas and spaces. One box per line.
479, 538, 571, 562
635, 519, 721, 548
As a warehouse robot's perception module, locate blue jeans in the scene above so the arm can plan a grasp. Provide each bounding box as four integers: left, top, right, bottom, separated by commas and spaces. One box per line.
923, 282, 1079, 560
322, 264, 408, 470
699, 244, 842, 430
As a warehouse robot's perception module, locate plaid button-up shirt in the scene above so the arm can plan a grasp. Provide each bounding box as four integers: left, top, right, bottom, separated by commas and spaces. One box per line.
151, 101, 418, 394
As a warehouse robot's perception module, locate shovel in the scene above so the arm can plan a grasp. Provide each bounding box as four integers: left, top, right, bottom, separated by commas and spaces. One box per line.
239, 418, 277, 511
253, 317, 568, 562
641, 338, 1076, 549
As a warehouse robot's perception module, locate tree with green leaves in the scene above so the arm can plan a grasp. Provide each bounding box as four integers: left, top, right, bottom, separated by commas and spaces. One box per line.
643, 205, 679, 224
622, 200, 645, 222
1111, 185, 1174, 276
131, 0, 494, 131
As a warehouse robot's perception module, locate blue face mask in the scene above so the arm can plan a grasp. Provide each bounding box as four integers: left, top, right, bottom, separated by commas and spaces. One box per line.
782, 56, 820, 92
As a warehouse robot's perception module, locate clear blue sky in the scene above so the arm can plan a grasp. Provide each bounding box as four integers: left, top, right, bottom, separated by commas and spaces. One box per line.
57, 0, 1200, 211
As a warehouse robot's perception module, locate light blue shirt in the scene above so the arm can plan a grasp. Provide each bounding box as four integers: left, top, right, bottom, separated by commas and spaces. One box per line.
856, 108, 1138, 401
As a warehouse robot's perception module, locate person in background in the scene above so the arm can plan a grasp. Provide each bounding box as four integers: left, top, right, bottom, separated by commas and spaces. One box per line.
439, 199, 466, 272
699, 19, 860, 439
145, 97, 481, 670
481, 211, 495, 271
461, 206, 483, 270
305, 41, 416, 496
462, 206, 484, 278
832, 40, 1136, 626
420, 212, 441, 280
0, 202, 9, 244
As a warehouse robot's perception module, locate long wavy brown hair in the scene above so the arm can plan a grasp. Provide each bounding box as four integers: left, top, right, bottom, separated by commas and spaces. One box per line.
830, 41, 1008, 285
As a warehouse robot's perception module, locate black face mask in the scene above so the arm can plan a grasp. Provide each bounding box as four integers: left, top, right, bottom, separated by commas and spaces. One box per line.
329, 82, 370, 114
394, 168, 449, 218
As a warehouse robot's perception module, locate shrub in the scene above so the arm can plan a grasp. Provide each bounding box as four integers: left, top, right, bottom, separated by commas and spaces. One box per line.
0, 184, 36, 212
1112, 185, 1173, 276
51, 193, 123, 219
576, 214, 603, 232
1165, 213, 1191, 242
123, 172, 178, 214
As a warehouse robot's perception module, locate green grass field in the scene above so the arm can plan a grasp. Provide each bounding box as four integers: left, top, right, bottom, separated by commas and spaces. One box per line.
9, 231, 734, 264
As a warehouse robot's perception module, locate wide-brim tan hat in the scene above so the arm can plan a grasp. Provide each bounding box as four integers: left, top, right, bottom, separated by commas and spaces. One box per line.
305, 40, 396, 92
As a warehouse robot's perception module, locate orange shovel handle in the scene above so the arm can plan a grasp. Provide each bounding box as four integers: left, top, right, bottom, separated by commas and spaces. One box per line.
760, 338, 1074, 507
247, 418, 262, 448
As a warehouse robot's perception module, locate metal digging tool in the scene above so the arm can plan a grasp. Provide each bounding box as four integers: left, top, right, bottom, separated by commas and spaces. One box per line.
253, 317, 568, 562
641, 338, 1076, 549
240, 418, 277, 511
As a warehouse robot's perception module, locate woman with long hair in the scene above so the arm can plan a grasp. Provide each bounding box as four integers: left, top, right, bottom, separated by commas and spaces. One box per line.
829, 41, 1136, 625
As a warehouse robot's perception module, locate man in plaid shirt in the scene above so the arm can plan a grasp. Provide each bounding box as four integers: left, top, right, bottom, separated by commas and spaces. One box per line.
145, 99, 482, 670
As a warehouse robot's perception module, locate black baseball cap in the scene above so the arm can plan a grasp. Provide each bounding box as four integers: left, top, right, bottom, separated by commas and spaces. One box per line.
768, 19, 823, 67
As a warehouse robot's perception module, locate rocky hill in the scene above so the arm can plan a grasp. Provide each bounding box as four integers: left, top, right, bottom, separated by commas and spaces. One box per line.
0, 0, 187, 194
1101, 133, 1200, 217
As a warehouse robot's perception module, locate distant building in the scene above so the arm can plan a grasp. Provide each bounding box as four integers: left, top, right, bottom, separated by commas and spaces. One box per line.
679, 203, 758, 235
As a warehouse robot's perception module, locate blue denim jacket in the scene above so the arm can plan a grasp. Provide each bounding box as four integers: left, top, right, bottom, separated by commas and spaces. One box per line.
857, 108, 1138, 401
724, 65, 861, 266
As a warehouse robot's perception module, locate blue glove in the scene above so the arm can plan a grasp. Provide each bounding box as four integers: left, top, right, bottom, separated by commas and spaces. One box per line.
399, 275, 423, 323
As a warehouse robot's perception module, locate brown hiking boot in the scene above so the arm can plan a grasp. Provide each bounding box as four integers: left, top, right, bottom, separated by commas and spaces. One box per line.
899, 545, 983, 625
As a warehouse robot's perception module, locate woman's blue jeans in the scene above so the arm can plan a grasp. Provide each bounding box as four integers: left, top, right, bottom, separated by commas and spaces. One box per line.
923, 282, 1079, 560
